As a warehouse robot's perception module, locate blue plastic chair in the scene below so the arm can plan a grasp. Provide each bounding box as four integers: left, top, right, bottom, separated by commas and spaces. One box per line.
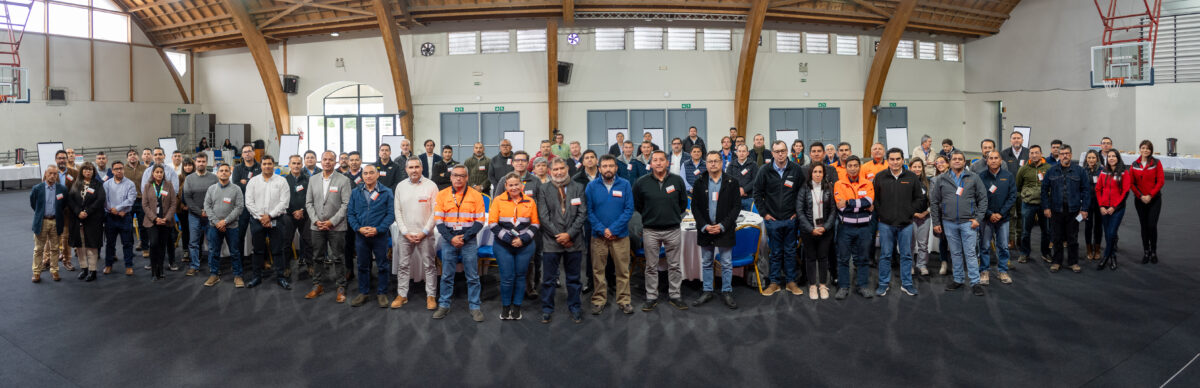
481, 194, 491, 213
730, 225, 764, 294
213, 150, 223, 163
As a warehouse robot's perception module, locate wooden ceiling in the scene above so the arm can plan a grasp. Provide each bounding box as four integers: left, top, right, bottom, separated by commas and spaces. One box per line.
116, 0, 1021, 52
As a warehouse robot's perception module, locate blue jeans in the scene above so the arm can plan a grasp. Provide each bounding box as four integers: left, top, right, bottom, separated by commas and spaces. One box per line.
943, 221, 981, 285
104, 213, 135, 268
980, 219, 1010, 273
542, 251, 582, 314
207, 226, 242, 276
878, 223, 914, 288
740, 198, 754, 212
701, 246, 733, 292
356, 233, 391, 295
1020, 202, 1051, 258
438, 238, 481, 310
188, 215, 210, 270
837, 222, 872, 288
496, 243, 535, 306
765, 219, 798, 286
1101, 206, 1126, 257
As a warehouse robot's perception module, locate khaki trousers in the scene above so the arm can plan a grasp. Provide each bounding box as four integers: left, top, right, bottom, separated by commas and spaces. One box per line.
590, 236, 631, 306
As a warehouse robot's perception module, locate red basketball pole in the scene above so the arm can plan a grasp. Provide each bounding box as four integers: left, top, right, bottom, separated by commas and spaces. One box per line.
1093, 0, 1163, 62
0, 0, 34, 68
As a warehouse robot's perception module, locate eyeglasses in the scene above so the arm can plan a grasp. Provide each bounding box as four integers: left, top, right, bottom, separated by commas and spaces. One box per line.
451, 173, 467, 178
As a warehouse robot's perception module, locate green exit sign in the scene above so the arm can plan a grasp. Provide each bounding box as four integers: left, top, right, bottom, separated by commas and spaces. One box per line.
453, 107, 464, 112
817, 103, 827, 108
494, 106, 505, 112
889, 102, 897, 107
681, 103, 692, 109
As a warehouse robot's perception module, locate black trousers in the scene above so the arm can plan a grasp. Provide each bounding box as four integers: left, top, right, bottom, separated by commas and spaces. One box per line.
1083, 201, 1103, 245
1050, 211, 1080, 266
147, 224, 172, 277
801, 231, 833, 286
177, 211, 190, 262
250, 220, 284, 278
1134, 194, 1162, 253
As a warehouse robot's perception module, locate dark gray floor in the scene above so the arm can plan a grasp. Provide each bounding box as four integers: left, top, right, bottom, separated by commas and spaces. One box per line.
1, 182, 1198, 387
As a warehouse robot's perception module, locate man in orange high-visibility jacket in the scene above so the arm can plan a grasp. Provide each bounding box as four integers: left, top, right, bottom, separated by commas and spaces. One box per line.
432, 165, 488, 322
832, 156, 875, 300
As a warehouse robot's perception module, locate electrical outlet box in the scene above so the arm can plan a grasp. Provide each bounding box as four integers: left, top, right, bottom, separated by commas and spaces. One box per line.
798, 62, 808, 73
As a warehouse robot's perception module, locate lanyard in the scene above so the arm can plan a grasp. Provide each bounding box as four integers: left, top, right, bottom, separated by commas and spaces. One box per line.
153, 182, 163, 199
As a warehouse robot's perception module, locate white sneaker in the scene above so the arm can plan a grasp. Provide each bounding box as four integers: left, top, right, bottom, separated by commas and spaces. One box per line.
939, 262, 948, 275
919, 266, 930, 276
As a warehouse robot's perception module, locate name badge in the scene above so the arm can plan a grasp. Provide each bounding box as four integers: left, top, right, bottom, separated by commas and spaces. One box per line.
694, 169, 702, 176
296, 185, 305, 192
784, 180, 794, 188
55, 193, 63, 200
330, 187, 339, 193
247, 172, 253, 179
1075, 214, 1084, 222
666, 185, 676, 194
222, 197, 232, 204
86, 187, 95, 194
1092, 176, 1098, 184
525, 190, 534, 196
645, 164, 651, 171
956, 187, 964, 196
711, 192, 719, 201
989, 184, 997, 193
575, 162, 582, 169
355, 177, 362, 184
741, 168, 749, 175
858, 190, 867, 196
921, 188, 926, 195
570, 198, 582, 206
1037, 173, 1044, 181
867, 173, 875, 179
370, 192, 379, 201
418, 198, 428, 203
506, 159, 512, 165
627, 164, 633, 171
612, 190, 623, 198
455, 225, 463, 231
379, 171, 387, 176
66, 175, 74, 181
479, 166, 487, 171
160, 190, 168, 196
1020, 160, 1026, 166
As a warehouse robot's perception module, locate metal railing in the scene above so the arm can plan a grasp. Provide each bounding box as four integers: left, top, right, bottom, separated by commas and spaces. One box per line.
0, 144, 141, 165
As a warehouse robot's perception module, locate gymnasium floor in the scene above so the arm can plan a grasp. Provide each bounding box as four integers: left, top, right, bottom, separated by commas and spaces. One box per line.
1, 181, 1197, 387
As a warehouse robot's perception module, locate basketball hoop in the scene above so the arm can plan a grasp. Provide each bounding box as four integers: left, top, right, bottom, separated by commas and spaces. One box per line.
1102, 77, 1124, 98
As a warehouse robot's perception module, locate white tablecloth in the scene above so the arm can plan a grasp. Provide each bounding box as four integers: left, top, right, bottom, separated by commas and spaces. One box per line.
1121, 154, 1200, 171
673, 210, 765, 281
0, 165, 40, 181
389, 220, 494, 280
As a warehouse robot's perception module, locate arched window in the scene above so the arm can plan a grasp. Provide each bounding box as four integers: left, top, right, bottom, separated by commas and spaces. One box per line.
323, 84, 384, 116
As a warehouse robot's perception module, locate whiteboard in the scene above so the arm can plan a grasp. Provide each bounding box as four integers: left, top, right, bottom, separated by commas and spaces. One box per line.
643, 128, 665, 150
380, 135, 406, 153
158, 137, 178, 159
277, 134, 300, 160
1013, 126, 1031, 148
503, 131, 526, 152
607, 129, 629, 149
36, 142, 63, 175
776, 130, 798, 147
885, 127, 910, 159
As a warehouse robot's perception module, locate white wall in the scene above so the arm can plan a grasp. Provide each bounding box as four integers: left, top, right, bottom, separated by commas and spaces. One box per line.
965, 0, 1195, 153
0, 31, 196, 154
196, 25, 966, 155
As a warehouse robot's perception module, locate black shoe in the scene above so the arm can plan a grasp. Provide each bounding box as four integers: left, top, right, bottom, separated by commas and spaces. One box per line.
500, 305, 511, 320
1150, 252, 1158, 264
619, 304, 634, 314
668, 298, 689, 310
691, 292, 714, 307
77, 271, 88, 280
856, 288, 873, 299
1142, 251, 1151, 264
581, 284, 592, 295
1097, 256, 1109, 271
721, 292, 738, 309
277, 277, 292, 290
85, 271, 96, 282
511, 305, 523, 320
570, 310, 584, 323
972, 284, 985, 296
540, 313, 552, 324
641, 299, 658, 312
590, 304, 606, 315
1109, 256, 1118, 271
245, 276, 262, 288
945, 282, 964, 291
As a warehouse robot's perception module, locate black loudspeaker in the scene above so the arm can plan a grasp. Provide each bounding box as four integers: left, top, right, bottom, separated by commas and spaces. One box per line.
557, 62, 573, 85
282, 75, 299, 94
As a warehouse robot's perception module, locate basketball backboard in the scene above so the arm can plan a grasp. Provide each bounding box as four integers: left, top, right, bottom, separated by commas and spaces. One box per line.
1091, 41, 1154, 87
0, 66, 30, 103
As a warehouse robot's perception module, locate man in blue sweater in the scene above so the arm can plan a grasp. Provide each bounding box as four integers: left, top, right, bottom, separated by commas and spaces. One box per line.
585, 154, 635, 316
348, 165, 395, 308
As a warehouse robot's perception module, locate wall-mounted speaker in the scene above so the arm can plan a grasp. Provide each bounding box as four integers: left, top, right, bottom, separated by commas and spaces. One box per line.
557, 61, 573, 85
282, 75, 299, 94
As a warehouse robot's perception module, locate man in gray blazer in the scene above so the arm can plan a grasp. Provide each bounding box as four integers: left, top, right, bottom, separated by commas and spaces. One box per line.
305, 150, 352, 303
536, 158, 588, 324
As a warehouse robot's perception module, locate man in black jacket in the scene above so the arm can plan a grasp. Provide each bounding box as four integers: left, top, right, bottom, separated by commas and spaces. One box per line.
632, 150, 689, 311
754, 141, 805, 296
489, 139, 515, 186
872, 148, 928, 297
431, 146, 456, 190
726, 144, 757, 211
681, 126, 706, 155
280, 155, 310, 287
691, 151, 740, 309
374, 143, 402, 190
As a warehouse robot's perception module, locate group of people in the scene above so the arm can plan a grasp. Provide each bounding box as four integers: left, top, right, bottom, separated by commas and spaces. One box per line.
29, 129, 1167, 323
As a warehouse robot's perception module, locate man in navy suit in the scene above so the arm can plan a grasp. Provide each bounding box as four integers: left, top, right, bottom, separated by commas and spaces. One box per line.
31, 166, 68, 283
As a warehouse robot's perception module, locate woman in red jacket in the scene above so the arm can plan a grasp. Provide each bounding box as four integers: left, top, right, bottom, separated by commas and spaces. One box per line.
1094, 149, 1130, 270
1129, 140, 1165, 264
